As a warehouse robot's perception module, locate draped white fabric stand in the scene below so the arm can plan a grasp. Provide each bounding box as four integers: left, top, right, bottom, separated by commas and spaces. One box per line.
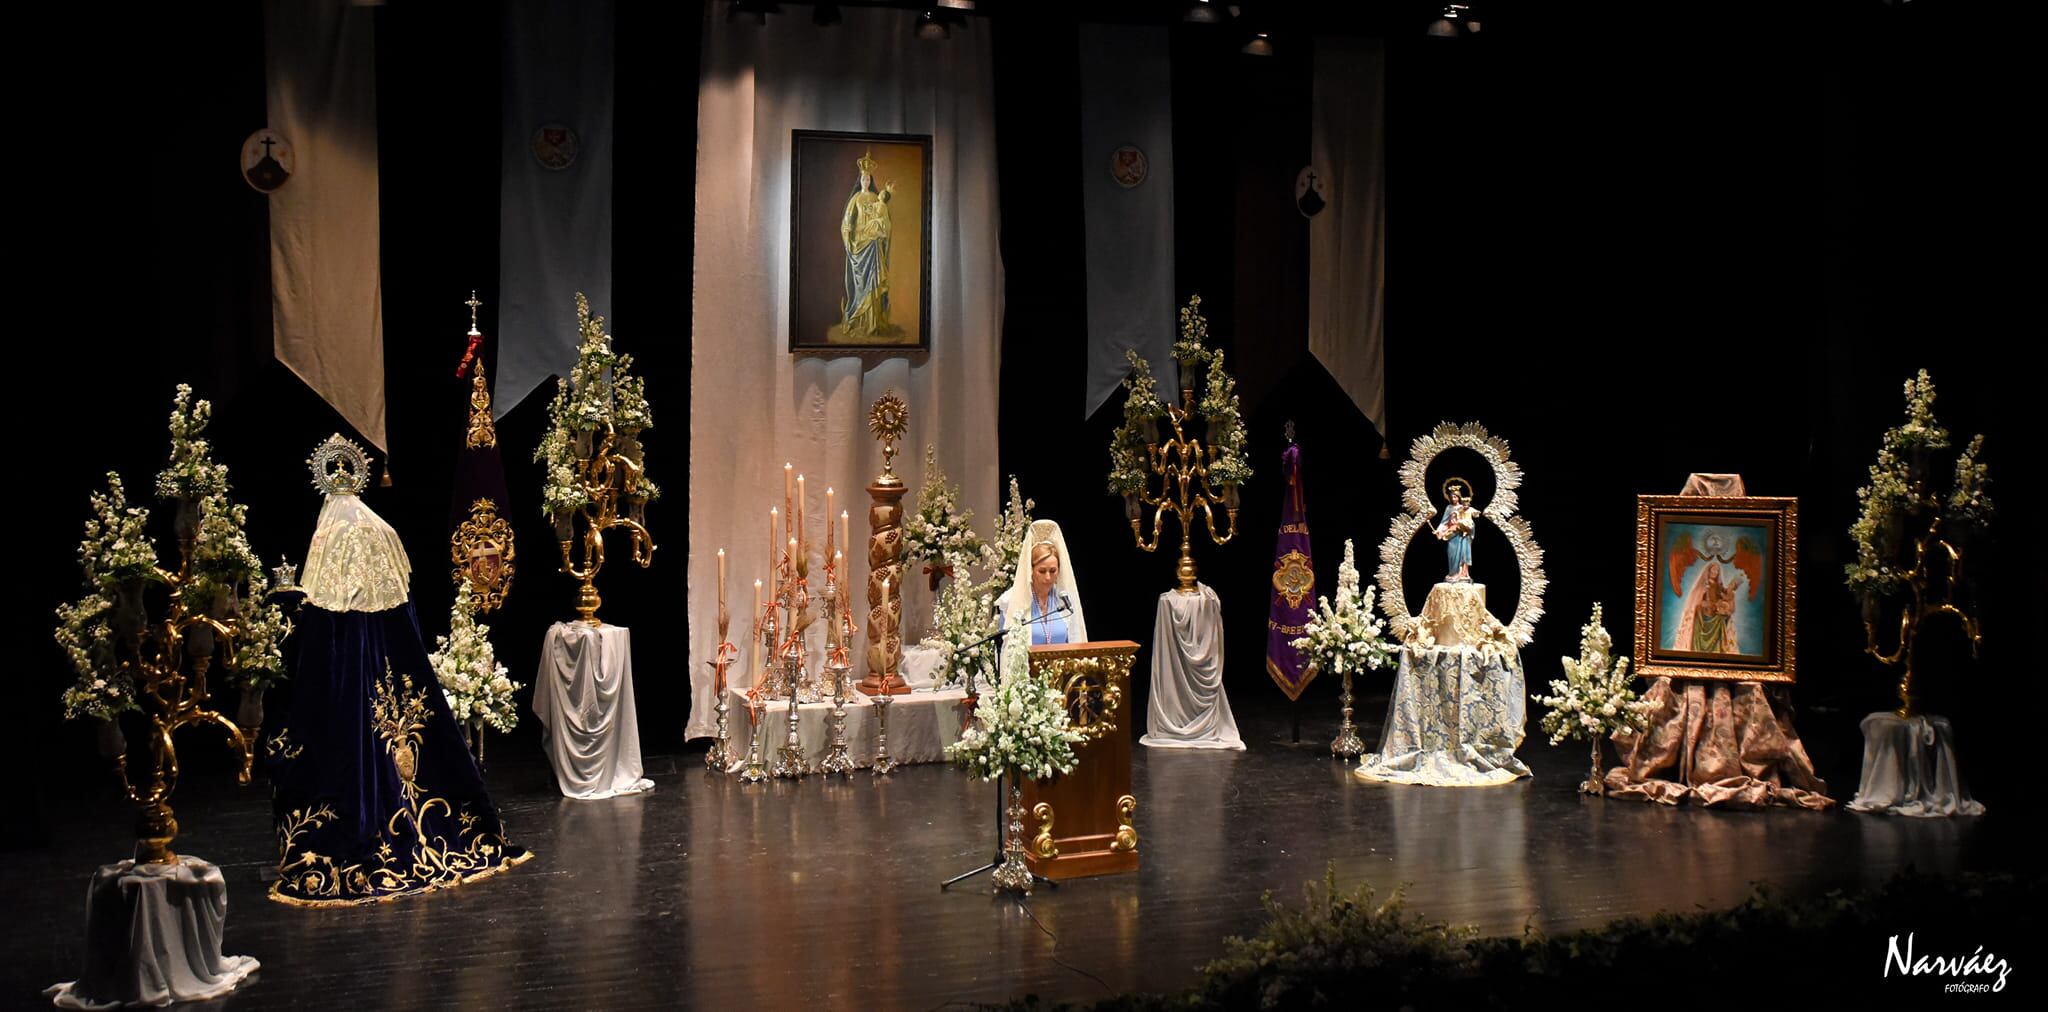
46, 857, 259, 1009
728, 686, 967, 769
1141, 583, 1244, 750
535, 623, 654, 800
1849, 712, 1985, 817
688, 6, 1004, 741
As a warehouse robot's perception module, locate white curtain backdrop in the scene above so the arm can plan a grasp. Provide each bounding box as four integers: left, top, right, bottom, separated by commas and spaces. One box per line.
687, 7, 1003, 740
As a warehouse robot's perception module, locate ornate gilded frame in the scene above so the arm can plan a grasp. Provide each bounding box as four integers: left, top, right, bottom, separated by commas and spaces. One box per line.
788, 129, 934, 355
1634, 495, 1797, 683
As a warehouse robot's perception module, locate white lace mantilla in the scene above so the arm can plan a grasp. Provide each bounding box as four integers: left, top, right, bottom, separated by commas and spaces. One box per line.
300, 495, 412, 612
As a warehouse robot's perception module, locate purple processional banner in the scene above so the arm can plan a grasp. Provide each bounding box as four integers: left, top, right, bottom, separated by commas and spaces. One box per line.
1266, 442, 1317, 700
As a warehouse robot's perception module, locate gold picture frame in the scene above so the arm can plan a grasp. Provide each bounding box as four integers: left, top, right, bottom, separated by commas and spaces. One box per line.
788, 130, 933, 354
1634, 496, 1797, 683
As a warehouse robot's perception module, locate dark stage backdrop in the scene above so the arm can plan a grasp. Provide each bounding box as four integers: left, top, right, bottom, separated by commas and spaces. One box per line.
19, 2, 2041, 848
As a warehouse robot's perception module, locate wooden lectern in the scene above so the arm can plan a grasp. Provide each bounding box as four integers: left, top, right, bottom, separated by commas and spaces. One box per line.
1021, 640, 1141, 880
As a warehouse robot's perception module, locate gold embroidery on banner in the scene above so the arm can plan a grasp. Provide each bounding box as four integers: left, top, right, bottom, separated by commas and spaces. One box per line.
1273, 549, 1315, 608
270, 665, 525, 908
266, 728, 303, 761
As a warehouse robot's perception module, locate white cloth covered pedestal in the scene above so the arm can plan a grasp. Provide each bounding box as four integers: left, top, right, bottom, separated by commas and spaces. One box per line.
1142, 583, 1244, 750
46, 857, 259, 1009
1356, 645, 1530, 787
1849, 712, 1985, 817
535, 622, 654, 800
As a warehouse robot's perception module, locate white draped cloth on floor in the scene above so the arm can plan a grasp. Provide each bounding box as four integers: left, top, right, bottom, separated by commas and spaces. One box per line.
46, 857, 259, 1009
1849, 712, 1985, 817
1141, 583, 1244, 750
1356, 646, 1531, 787
535, 622, 655, 800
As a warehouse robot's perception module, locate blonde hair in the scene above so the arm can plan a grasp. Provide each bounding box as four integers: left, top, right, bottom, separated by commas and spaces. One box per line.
1030, 541, 1059, 567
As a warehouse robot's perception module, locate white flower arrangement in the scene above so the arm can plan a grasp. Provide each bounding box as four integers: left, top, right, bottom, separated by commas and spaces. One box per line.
56, 592, 129, 720
1108, 350, 1165, 498
535, 293, 656, 519
79, 473, 162, 587
429, 580, 522, 734
945, 621, 1084, 783
1533, 604, 1652, 747
1291, 540, 1395, 679
1846, 369, 1992, 602
902, 445, 985, 576
921, 476, 1034, 690
56, 388, 292, 719
154, 384, 229, 503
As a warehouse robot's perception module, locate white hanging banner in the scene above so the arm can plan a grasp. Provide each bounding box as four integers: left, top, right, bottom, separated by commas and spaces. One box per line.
496, 0, 616, 418
1307, 36, 1389, 438
265, 0, 387, 451
1080, 23, 1177, 418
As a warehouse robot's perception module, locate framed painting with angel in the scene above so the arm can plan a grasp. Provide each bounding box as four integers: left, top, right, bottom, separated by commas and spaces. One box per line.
1634, 496, 1798, 682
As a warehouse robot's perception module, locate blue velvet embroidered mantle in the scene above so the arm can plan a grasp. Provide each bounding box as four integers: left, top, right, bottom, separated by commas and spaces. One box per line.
262, 599, 529, 906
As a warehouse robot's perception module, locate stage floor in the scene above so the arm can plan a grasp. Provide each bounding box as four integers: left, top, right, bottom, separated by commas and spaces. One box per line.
3, 693, 2019, 1009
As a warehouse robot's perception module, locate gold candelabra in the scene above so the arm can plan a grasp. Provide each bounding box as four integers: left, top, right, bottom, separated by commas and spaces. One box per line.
555, 420, 656, 625
1127, 384, 1242, 594
1863, 513, 1981, 718
113, 512, 262, 864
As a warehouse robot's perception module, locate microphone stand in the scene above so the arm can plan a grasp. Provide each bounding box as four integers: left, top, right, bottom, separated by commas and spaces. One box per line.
940, 596, 1072, 892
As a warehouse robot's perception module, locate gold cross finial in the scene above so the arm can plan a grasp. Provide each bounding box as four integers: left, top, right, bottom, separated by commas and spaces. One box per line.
466, 290, 482, 334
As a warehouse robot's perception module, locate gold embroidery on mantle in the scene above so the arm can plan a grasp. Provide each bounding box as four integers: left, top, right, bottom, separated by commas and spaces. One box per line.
270, 665, 527, 907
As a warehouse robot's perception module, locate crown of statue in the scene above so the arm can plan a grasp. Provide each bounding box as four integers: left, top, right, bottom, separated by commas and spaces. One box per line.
307, 433, 373, 496
856, 149, 877, 175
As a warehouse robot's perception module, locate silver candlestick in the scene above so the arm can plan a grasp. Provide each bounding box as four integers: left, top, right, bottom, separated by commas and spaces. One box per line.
772, 654, 809, 779
705, 643, 739, 773
817, 656, 856, 776
990, 779, 1033, 895
869, 690, 898, 776
1331, 667, 1364, 761
738, 703, 770, 783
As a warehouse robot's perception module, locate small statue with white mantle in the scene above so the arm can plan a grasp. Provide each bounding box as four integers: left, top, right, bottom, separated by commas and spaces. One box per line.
1360, 423, 1546, 787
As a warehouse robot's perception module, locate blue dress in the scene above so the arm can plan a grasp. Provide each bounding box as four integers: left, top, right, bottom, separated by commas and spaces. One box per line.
1000, 593, 1072, 645
1439, 503, 1473, 579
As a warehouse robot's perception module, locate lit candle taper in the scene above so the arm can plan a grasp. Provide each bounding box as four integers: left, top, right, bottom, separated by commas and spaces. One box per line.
824, 487, 835, 557
795, 474, 806, 556
717, 548, 727, 611
769, 508, 780, 577
841, 510, 851, 565
752, 578, 761, 634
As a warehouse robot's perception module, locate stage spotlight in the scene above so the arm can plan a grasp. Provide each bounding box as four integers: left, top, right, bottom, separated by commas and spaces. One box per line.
935, 0, 976, 9
1184, 0, 1220, 23
916, 10, 949, 41
1428, 3, 1473, 37
1241, 31, 1272, 56
812, 3, 841, 26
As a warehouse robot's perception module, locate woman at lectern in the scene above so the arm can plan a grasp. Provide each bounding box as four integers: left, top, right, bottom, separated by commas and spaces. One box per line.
998, 519, 1089, 646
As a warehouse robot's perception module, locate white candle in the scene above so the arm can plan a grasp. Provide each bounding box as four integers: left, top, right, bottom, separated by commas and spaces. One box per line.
753, 579, 762, 633
789, 537, 799, 576
783, 462, 794, 506
717, 548, 726, 608
841, 510, 851, 563
824, 487, 835, 555
769, 508, 779, 573
795, 474, 806, 554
